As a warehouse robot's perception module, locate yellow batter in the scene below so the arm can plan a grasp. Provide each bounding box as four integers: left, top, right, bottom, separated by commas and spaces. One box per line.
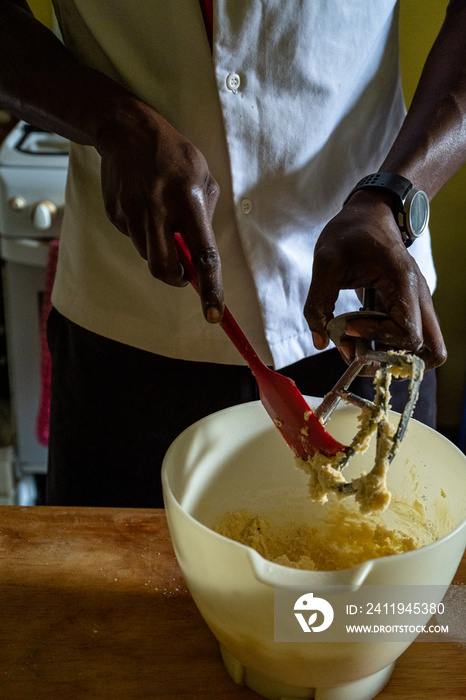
213, 505, 419, 571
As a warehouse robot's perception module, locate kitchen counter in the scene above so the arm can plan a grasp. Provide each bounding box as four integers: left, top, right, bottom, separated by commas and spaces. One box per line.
0, 507, 464, 699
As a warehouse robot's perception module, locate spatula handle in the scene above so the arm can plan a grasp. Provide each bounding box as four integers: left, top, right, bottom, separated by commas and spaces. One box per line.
173, 233, 267, 373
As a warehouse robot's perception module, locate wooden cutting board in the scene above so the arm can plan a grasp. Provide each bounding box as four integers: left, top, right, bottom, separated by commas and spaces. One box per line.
0, 507, 464, 699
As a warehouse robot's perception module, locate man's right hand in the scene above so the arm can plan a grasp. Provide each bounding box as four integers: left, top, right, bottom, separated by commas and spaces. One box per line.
97, 101, 224, 323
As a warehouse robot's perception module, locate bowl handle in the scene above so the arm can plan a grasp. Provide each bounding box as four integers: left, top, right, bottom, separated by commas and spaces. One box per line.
248, 549, 374, 589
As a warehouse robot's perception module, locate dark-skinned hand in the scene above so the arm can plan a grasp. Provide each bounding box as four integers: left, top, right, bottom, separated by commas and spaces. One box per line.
304, 191, 447, 374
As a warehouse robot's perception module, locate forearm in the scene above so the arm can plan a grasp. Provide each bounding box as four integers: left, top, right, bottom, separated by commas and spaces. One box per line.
0, 1, 224, 320
380, 0, 466, 198
0, 1, 149, 151
305, 3, 460, 367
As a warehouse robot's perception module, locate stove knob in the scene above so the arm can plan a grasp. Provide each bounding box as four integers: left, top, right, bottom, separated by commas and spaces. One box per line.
31, 200, 58, 230
9, 196, 27, 212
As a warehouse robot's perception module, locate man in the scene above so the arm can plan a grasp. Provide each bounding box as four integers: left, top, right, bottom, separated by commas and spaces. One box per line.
0, 1, 461, 507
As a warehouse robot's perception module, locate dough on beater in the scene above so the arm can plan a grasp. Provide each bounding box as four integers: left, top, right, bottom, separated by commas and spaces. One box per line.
296, 354, 419, 515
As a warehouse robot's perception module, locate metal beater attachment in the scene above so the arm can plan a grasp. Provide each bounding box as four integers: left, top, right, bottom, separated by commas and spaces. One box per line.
314, 304, 425, 496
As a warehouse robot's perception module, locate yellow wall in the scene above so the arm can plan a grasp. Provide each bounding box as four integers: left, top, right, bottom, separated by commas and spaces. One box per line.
27, 0, 53, 28
28, 0, 465, 436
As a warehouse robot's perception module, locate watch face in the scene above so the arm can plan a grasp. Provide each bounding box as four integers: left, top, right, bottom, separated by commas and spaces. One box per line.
407, 189, 430, 238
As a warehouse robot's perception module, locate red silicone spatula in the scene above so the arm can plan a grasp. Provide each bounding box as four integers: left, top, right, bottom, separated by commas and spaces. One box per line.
174, 233, 345, 459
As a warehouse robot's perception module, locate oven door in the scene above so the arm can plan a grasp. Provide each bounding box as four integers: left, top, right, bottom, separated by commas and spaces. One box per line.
1, 236, 50, 476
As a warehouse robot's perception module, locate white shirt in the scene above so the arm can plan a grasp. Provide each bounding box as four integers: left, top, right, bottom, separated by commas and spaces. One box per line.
51, 0, 436, 369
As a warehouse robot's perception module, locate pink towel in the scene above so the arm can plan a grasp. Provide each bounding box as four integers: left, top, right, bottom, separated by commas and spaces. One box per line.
36, 239, 59, 447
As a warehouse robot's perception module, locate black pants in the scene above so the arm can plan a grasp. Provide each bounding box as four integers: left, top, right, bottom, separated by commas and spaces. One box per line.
46, 308, 437, 508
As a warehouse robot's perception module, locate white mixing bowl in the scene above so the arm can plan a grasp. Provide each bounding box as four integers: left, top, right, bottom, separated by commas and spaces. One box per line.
162, 398, 466, 700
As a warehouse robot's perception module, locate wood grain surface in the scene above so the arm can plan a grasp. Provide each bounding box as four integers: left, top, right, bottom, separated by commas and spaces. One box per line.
0, 507, 464, 699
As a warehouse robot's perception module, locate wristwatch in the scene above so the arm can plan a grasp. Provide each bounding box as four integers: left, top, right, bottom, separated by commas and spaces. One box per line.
344, 172, 430, 247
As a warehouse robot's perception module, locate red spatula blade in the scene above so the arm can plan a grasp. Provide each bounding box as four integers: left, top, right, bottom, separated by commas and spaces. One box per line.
253, 364, 344, 458
174, 233, 346, 459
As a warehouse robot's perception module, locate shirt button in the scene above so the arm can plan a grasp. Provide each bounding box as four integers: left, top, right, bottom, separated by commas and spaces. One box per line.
240, 198, 252, 214
226, 73, 241, 92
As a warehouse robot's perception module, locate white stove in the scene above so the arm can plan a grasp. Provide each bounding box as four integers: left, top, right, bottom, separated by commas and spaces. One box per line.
0, 122, 68, 255
0, 121, 69, 494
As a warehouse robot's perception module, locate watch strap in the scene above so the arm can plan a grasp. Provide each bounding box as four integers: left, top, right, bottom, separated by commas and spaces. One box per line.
344, 172, 413, 205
